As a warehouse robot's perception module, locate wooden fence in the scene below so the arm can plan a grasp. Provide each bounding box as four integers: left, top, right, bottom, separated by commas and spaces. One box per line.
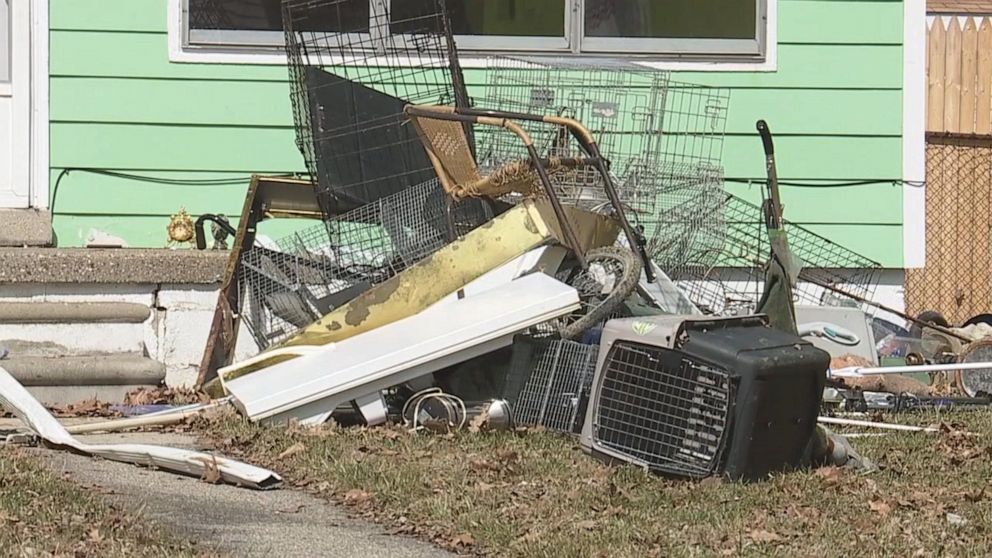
928, 16, 992, 134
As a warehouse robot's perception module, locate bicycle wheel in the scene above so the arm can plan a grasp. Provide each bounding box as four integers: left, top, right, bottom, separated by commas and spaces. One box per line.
554, 246, 642, 340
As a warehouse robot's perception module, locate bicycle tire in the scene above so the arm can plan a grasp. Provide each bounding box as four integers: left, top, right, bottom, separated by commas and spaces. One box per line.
557, 245, 642, 340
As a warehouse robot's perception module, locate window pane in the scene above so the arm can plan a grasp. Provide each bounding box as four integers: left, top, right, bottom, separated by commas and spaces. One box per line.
189, 0, 369, 32
585, 0, 756, 40
392, 0, 565, 36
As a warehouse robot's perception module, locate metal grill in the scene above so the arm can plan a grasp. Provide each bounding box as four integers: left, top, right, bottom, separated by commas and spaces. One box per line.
592, 341, 732, 478
476, 57, 729, 220
238, 178, 492, 350
661, 193, 882, 316
283, 0, 469, 215
507, 338, 599, 433
905, 136, 992, 325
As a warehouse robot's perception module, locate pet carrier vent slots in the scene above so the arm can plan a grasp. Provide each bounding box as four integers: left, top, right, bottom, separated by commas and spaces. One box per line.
581, 314, 829, 481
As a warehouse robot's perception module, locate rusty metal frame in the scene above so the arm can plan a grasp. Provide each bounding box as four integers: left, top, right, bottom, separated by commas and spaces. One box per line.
196, 175, 325, 387
404, 104, 654, 281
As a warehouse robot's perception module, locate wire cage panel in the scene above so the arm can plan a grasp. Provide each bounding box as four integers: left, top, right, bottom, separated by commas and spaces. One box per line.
507, 337, 599, 433
592, 341, 733, 478
475, 57, 730, 217
238, 178, 493, 350
283, 0, 469, 215
657, 193, 882, 316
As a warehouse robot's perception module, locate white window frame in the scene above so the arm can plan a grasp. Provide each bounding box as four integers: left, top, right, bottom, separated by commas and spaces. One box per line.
169, 0, 776, 71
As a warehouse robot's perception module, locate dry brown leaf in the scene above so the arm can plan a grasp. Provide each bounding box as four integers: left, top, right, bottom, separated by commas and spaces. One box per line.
470, 458, 500, 472
869, 499, 892, 518
575, 519, 598, 531
468, 409, 490, 433
86, 528, 104, 544
277, 442, 306, 460
814, 466, 843, 484
381, 429, 402, 440
201, 455, 222, 484
343, 489, 371, 506
451, 532, 475, 547
748, 529, 782, 543
699, 475, 724, 487
497, 450, 520, 464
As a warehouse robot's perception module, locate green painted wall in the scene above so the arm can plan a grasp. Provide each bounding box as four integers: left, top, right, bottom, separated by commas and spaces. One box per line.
49, 0, 906, 266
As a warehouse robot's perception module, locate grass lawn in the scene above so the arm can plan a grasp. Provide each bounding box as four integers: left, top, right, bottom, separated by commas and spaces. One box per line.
202, 410, 992, 557
0, 446, 209, 557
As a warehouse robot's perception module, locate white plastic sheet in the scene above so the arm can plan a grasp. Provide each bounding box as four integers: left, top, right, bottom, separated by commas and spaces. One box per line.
0, 365, 281, 490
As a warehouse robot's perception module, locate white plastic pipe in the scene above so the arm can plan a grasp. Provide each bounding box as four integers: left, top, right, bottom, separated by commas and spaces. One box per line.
831, 360, 992, 377
818, 416, 939, 433
65, 398, 232, 435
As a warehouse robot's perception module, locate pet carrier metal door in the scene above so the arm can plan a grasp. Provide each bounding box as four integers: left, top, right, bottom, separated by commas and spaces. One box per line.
591, 340, 733, 478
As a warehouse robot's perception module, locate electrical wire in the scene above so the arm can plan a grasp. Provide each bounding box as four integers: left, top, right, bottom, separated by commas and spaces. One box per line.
47, 167, 925, 219
50, 168, 302, 216
724, 177, 927, 189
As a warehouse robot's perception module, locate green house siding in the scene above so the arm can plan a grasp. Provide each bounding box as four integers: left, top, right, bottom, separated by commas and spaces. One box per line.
49, 0, 906, 266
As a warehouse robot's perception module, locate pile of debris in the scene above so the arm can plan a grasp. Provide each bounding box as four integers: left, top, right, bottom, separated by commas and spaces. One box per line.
6, 0, 992, 492
197, 0, 881, 483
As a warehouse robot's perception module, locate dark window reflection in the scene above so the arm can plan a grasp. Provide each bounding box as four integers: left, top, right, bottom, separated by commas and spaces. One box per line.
585, 0, 756, 40
189, 0, 369, 33
392, 0, 565, 36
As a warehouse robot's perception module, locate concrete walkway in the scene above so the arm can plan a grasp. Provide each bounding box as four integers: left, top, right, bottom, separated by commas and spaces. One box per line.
28, 431, 450, 558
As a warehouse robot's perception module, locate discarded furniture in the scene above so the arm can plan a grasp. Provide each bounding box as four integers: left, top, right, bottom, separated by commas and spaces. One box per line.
237, 178, 494, 351
406, 104, 651, 338
581, 314, 829, 481
275, 199, 616, 350
224, 272, 580, 426
197, 175, 323, 386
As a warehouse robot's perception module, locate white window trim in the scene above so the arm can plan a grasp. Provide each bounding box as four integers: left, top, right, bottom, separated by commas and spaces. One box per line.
167, 0, 777, 72
902, 0, 926, 269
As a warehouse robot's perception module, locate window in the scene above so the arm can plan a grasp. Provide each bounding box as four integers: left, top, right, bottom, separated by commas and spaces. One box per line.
181, 0, 768, 60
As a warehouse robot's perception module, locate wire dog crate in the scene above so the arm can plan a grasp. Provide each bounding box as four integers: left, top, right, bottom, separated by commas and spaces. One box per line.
477, 57, 730, 221
282, 0, 470, 216
504, 336, 600, 433
660, 193, 882, 316
238, 178, 493, 350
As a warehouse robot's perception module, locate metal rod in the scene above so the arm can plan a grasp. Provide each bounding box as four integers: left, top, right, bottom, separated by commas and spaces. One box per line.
818, 416, 939, 433
524, 143, 587, 266
586, 143, 656, 282
834, 361, 992, 376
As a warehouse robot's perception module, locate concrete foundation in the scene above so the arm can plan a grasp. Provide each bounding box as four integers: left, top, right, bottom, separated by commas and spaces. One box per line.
0, 209, 53, 247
